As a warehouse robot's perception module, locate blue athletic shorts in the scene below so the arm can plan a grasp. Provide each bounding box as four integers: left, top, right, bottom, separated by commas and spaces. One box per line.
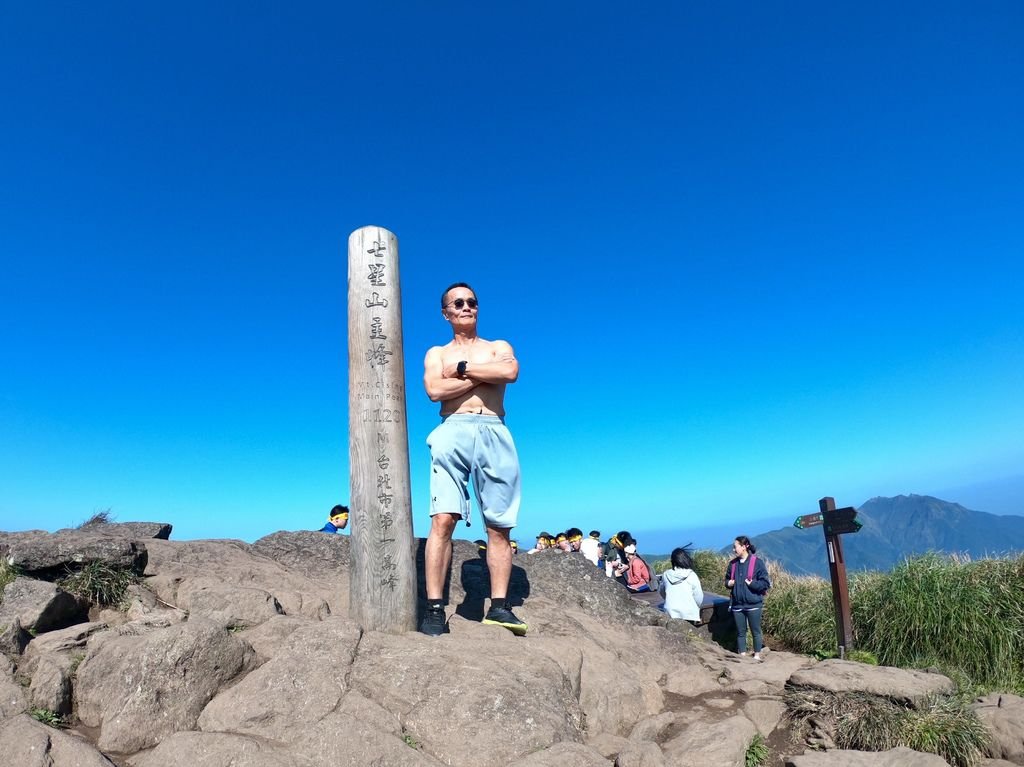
426, 414, 521, 529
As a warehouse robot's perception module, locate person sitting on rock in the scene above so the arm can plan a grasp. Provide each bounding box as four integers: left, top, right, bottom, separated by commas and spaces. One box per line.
318, 505, 349, 533
660, 545, 703, 623
619, 542, 653, 592
527, 531, 553, 553
564, 528, 584, 553
580, 530, 601, 566
554, 532, 571, 552
605, 531, 630, 579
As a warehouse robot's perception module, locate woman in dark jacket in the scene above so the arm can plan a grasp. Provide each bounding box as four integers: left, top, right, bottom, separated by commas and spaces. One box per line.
724, 535, 770, 660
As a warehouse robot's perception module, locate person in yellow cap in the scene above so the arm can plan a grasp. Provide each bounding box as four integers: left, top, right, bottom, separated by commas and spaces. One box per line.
318, 505, 349, 533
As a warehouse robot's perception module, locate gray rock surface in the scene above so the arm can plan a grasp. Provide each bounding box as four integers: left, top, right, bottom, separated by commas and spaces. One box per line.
78, 520, 172, 539
0, 615, 29, 657
75, 619, 254, 752
127, 730, 307, 767
615, 741, 665, 767
197, 617, 360, 741
787, 658, 954, 704
783, 746, 951, 766
0, 576, 89, 633
28, 652, 74, 715
662, 714, 757, 767
0, 655, 28, 720
628, 711, 676, 742
742, 696, 787, 737
176, 576, 285, 628
515, 742, 613, 766
974, 693, 1024, 764
0, 530, 148, 576
23, 620, 107, 656
0, 714, 118, 767
348, 623, 584, 766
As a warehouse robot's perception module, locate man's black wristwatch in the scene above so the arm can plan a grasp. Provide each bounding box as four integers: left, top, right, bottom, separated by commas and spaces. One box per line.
456, 360, 468, 377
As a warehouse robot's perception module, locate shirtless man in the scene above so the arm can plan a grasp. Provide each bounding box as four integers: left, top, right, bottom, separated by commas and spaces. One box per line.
419, 282, 526, 636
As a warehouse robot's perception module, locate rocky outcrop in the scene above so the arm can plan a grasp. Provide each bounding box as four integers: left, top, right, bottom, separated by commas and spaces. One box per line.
0, 524, 1003, 767
787, 658, 954, 704
784, 746, 951, 766
74, 619, 255, 752
78, 520, 172, 540
0, 577, 89, 633
0, 530, 148, 577
973, 693, 1024, 764
0, 714, 117, 766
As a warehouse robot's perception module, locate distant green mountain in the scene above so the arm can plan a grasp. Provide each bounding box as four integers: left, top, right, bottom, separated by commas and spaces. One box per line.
734, 494, 1024, 577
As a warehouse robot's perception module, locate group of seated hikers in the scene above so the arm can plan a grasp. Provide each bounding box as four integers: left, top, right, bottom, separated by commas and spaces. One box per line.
512, 528, 706, 623
321, 507, 707, 625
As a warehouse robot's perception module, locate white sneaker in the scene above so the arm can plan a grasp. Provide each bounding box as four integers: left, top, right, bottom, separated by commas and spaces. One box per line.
753, 652, 763, 662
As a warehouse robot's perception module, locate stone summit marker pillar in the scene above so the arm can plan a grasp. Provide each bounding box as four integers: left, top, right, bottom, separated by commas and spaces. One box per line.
347, 226, 416, 633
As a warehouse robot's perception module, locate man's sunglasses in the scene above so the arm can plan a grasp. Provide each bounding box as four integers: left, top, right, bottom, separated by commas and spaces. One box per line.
445, 298, 478, 310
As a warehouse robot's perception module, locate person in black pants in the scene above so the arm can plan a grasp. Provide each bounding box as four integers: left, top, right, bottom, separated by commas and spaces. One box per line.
725, 535, 770, 661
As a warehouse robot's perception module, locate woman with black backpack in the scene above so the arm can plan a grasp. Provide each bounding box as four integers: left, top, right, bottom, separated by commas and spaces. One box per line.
725, 535, 771, 661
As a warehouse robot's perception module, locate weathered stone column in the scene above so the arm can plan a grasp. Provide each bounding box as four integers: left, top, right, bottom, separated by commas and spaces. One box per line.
347, 226, 416, 633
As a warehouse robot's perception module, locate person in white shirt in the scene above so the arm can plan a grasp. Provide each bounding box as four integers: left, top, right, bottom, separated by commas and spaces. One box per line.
660, 546, 704, 623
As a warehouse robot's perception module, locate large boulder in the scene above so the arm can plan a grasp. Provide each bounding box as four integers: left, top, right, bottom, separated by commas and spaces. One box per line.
197, 617, 361, 740
0, 577, 89, 633
77, 520, 173, 540
0, 714, 117, 766
661, 714, 758, 767
786, 659, 954, 705
75, 619, 254, 752
348, 621, 585, 766
0, 530, 147, 577
783, 747, 951, 766
143, 538, 336, 621
27, 652, 75, 715
973, 693, 1024, 764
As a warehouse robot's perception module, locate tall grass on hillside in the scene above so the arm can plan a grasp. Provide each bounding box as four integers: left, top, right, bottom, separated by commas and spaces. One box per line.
763, 553, 1024, 693
854, 554, 1024, 693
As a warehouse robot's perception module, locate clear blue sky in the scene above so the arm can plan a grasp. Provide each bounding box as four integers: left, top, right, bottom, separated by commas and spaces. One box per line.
2, 3, 1022, 552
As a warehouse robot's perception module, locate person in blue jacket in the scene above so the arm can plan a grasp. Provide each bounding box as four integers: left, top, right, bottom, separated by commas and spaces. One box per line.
725, 535, 770, 660
319, 505, 349, 533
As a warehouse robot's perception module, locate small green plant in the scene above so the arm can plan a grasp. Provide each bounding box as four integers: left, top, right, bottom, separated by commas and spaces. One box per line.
0, 560, 19, 604
401, 733, 419, 749
845, 649, 879, 665
68, 653, 85, 677
745, 733, 770, 766
29, 707, 65, 728
59, 561, 135, 607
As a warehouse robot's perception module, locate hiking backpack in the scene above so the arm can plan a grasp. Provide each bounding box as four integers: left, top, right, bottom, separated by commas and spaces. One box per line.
729, 555, 771, 596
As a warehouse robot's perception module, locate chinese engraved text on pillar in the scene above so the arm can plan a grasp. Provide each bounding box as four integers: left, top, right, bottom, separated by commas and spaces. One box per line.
347, 226, 416, 633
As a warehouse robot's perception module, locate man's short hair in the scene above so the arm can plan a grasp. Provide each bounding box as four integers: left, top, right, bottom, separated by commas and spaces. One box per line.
441, 282, 475, 307
330, 504, 349, 517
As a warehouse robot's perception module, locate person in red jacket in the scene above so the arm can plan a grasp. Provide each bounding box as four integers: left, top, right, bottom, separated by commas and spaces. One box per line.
621, 543, 653, 593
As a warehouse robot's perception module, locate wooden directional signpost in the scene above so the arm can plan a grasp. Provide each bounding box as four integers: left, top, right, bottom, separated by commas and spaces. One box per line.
793, 496, 862, 657
347, 226, 416, 634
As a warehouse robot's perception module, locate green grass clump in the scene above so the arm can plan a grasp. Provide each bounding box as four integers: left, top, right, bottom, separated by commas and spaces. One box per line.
744, 733, 770, 767
788, 689, 988, 767
29, 708, 66, 728
0, 560, 18, 604
59, 561, 135, 608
